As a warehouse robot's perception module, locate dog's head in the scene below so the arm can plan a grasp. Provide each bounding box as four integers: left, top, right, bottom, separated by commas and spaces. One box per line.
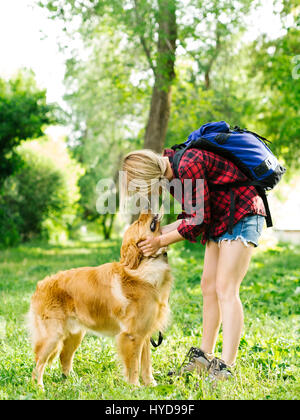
120, 211, 161, 269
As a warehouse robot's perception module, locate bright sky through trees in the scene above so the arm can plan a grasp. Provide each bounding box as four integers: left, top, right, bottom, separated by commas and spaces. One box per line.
0, 0, 284, 105
0, 0, 66, 105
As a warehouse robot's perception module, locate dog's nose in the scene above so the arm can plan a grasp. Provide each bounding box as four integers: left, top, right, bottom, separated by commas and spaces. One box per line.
156, 213, 164, 221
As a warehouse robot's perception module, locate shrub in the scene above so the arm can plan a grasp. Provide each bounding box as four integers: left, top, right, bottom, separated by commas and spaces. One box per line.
0, 203, 21, 247
0, 135, 83, 244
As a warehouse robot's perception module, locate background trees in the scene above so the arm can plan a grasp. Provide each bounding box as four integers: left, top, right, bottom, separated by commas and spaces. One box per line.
39, 0, 299, 165
0, 70, 56, 188
0, 134, 83, 246
39, 0, 257, 151
0, 70, 82, 246
250, 12, 300, 165
0, 0, 299, 243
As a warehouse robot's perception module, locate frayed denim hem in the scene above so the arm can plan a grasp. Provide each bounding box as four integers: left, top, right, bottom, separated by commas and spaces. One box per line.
210, 236, 257, 248
208, 215, 265, 248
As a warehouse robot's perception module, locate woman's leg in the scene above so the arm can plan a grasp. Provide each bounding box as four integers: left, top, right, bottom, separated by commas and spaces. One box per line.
200, 241, 221, 354
216, 239, 254, 366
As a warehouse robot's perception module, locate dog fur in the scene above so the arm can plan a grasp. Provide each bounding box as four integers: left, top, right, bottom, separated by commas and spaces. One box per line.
28, 211, 172, 388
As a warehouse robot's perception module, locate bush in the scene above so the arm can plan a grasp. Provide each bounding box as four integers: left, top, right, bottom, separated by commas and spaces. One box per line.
0, 135, 83, 244
0, 70, 56, 188
0, 203, 21, 247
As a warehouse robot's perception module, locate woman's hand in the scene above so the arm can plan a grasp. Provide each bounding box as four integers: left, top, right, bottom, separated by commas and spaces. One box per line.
138, 228, 185, 257
138, 236, 162, 257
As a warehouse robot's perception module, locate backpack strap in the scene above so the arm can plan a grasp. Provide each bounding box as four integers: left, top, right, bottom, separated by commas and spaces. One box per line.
210, 181, 273, 229
231, 126, 271, 144
171, 143, 186, 151
172, 146, 188, 179
171, 138, 208, 178
256, 188, 273, 228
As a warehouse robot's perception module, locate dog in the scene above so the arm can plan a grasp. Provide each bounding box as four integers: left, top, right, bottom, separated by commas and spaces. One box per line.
28, 211, 172, 389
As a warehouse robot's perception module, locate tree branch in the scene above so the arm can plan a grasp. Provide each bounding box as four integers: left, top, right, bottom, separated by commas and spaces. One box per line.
204, 28, 221, 89
133, 0, 156, 76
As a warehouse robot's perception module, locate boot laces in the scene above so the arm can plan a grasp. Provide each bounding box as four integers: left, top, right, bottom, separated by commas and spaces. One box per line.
209, 357, 232, 373
179, 347, 204, 371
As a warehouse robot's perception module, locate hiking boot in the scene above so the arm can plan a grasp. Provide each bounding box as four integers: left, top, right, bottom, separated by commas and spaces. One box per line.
208, 357, 233, 381
168, 347, 214, 377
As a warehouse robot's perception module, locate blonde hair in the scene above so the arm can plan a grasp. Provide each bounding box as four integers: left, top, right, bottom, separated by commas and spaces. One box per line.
121, 149, 169, 209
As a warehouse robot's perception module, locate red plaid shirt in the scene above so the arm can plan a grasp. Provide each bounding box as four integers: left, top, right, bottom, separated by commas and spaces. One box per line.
164, 148, 266, 244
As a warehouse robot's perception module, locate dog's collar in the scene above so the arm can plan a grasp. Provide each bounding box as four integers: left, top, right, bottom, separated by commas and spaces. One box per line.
145, 251, 168, 260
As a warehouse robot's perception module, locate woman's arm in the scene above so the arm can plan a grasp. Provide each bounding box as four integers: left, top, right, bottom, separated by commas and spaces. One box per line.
160, 219, 182, 235
160, 229, 184, 247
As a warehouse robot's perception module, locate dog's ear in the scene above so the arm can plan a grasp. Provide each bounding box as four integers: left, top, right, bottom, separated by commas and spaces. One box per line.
120, 240, 143, 269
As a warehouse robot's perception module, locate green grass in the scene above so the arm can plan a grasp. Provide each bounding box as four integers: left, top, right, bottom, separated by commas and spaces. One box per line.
0, 237, 299, 400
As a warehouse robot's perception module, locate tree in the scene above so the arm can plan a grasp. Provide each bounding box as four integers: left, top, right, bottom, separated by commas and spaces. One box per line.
249, 1, 300, 167
140, 0, 177, 152
38, 0, 255, 152
177, 0, 253, 90
0, 70, 56, 188
61, 23, 146, 238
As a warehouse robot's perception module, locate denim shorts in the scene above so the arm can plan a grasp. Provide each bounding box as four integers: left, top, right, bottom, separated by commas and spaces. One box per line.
209, 215, 265, 247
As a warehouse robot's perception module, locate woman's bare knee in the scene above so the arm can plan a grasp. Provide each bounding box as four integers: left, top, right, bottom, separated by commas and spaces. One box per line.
201, 275, 217, 297
201, 241, 219, 296
215, 279, 240, 302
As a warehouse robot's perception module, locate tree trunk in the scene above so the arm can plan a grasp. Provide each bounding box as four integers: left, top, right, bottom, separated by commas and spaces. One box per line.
101, 213, 115, 240
144, 82, 172, 152
143, 0, 177, 153
204, 70, 211, 90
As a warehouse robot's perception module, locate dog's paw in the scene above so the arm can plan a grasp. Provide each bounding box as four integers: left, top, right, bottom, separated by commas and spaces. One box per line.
142, 377, 157, 387
149, 379, 157, 387
62, 369, 75, 379
129, 381, 141, 387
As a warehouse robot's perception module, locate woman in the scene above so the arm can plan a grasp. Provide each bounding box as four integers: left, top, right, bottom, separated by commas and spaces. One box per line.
122, 146, 266, 381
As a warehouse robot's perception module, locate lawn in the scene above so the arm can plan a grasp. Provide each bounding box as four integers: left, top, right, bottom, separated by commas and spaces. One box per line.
0, 237, 299, 400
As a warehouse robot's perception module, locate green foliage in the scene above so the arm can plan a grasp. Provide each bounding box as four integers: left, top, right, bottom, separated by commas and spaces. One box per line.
250, 24, 300, 166
0, 238, 299, 399
38, 0, 262, 228
0, 70, 56, 187
165, 65, 258, 148
70, 140, 121, 240
39, 0, 258, 145
177, 0, 255, 87
0, 203, 22, 247
0, 137, 83, 245
38, 0, 299, 168
34, 0, 300, 240
61, 19, 149, 237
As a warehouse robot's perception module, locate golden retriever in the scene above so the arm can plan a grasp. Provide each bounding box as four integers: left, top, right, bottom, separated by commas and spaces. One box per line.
28, 211, 172, 389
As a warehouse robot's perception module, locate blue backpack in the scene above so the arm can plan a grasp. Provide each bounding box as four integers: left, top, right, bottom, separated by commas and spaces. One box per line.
171, 121, 286, 233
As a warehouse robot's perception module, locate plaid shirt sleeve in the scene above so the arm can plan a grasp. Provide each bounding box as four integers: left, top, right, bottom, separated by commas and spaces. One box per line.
176, 155, 211, 243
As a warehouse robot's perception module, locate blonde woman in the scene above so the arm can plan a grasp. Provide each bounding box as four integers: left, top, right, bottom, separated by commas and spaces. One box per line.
122, 147, 266, 380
